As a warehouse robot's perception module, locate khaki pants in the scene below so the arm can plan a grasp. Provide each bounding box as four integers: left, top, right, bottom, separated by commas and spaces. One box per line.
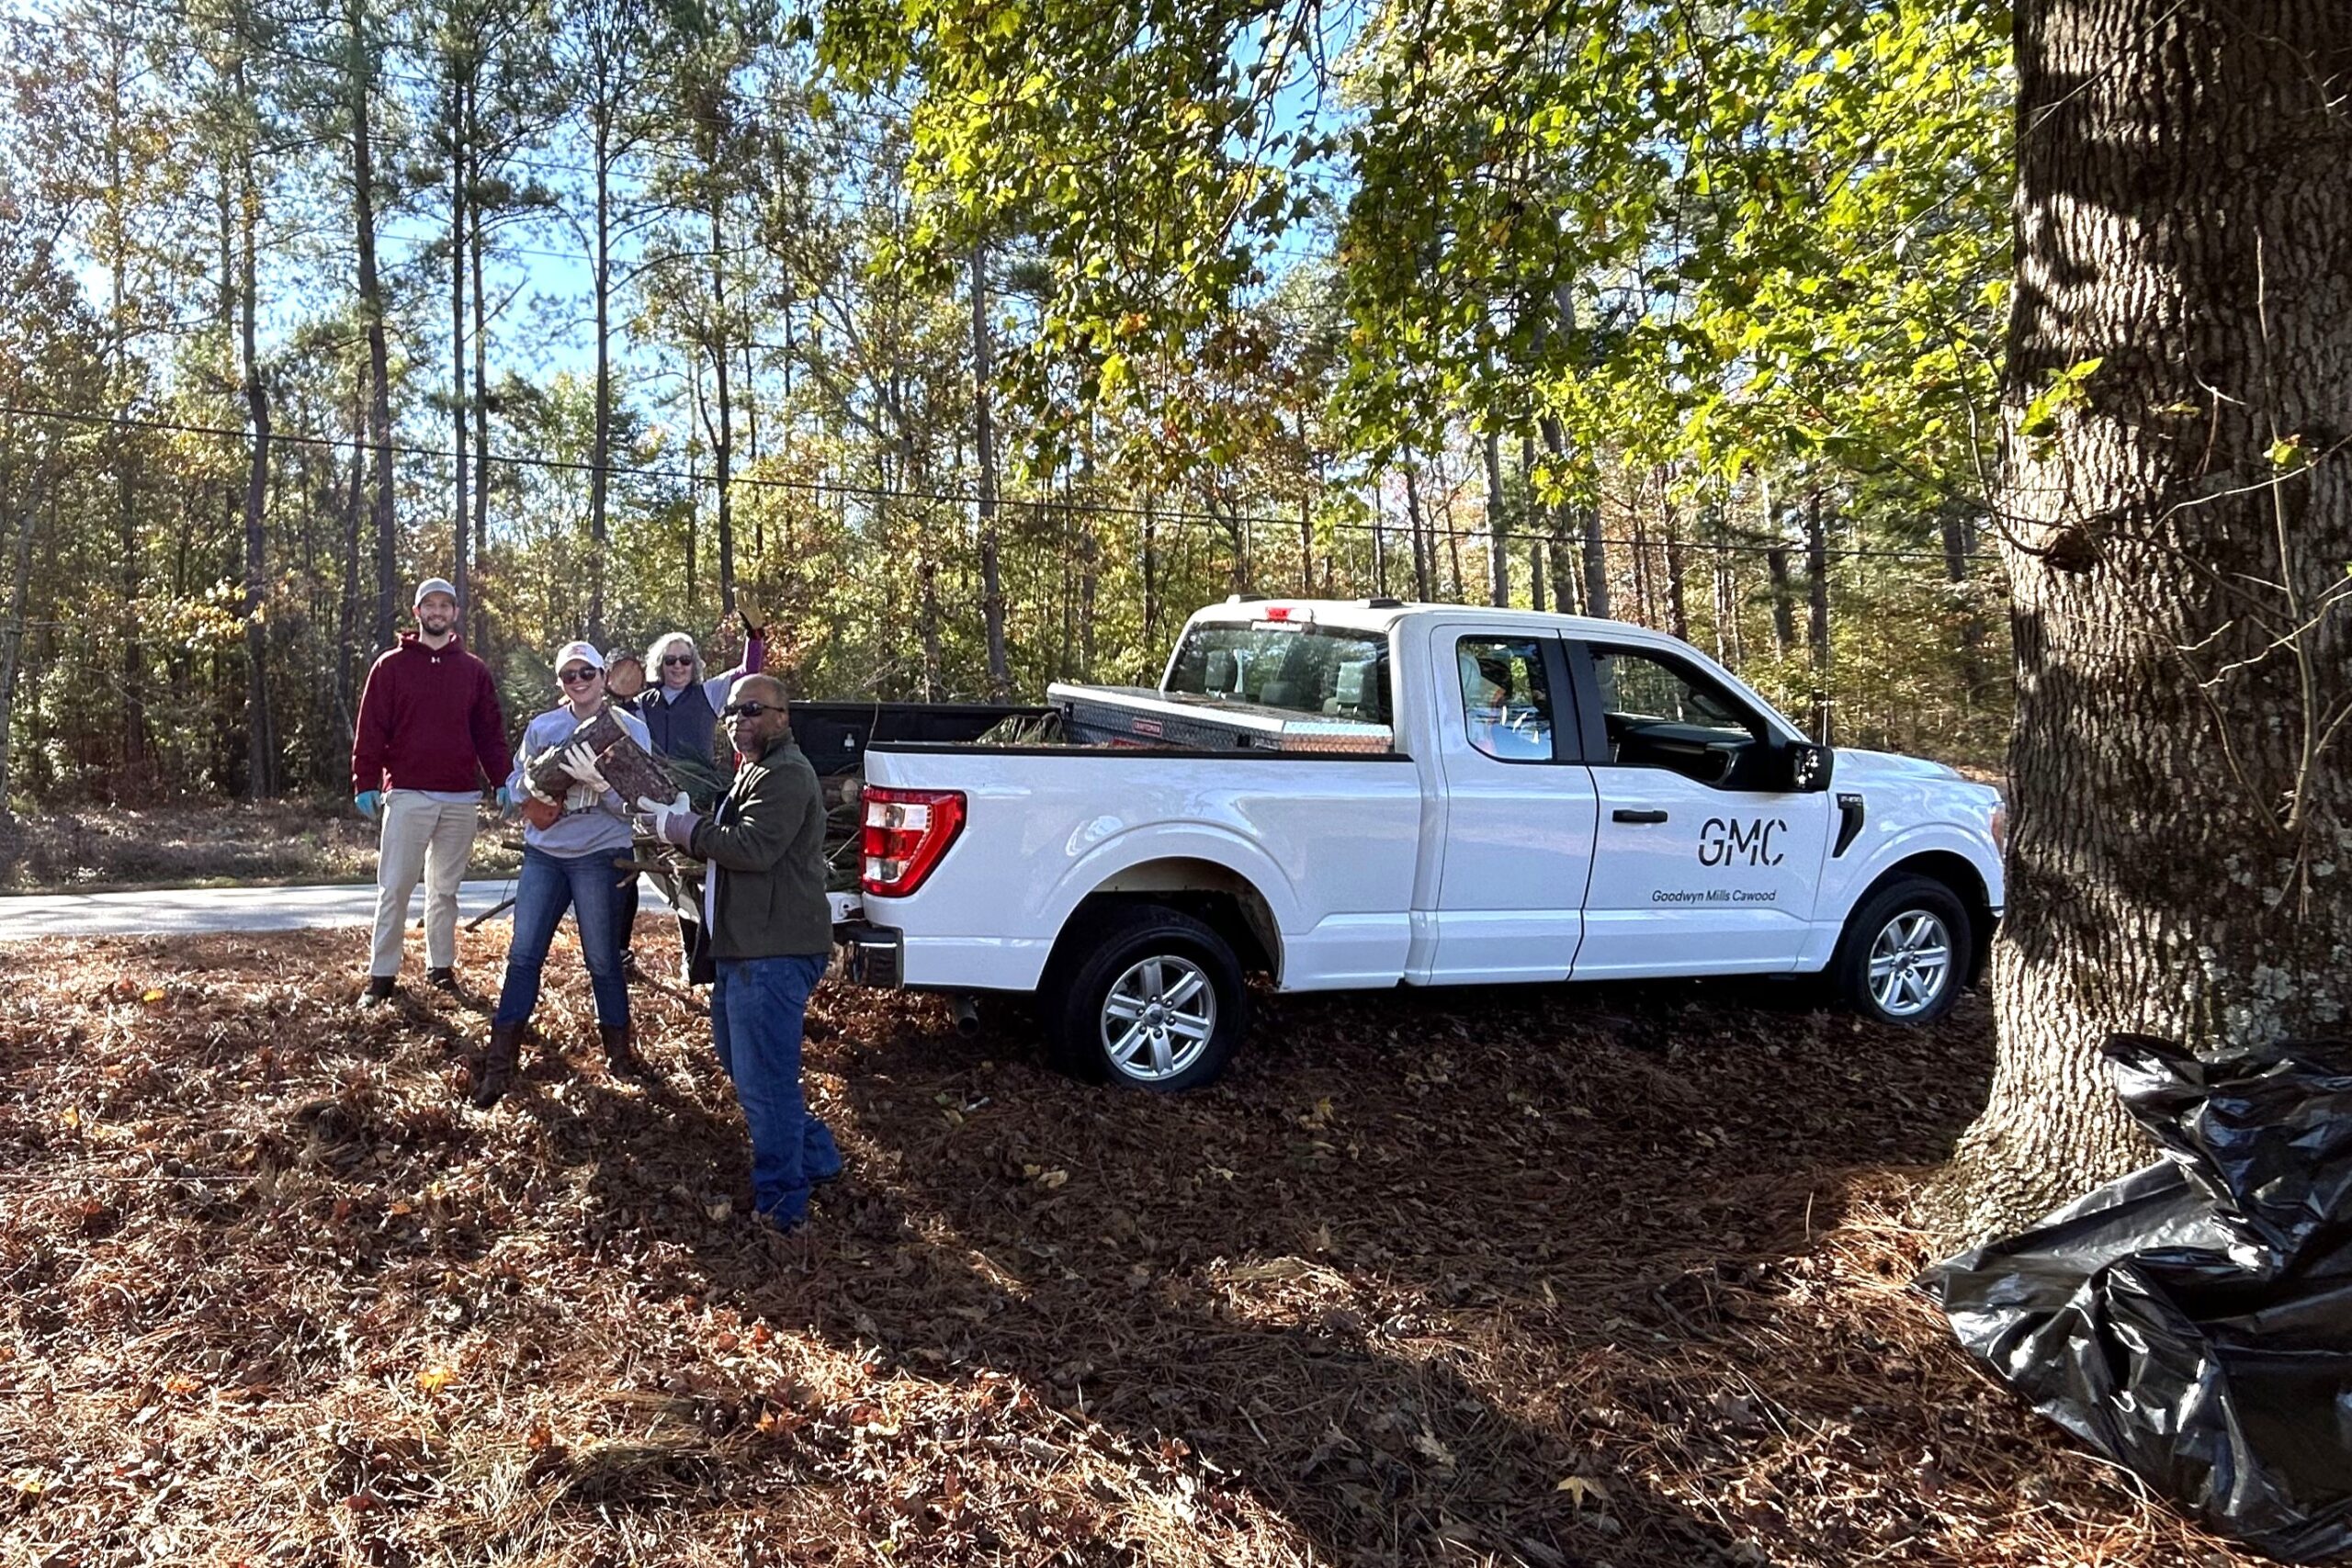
369, 791, 479, 977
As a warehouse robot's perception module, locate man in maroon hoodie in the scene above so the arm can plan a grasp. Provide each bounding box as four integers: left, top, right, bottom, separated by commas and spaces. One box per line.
351, 578, 511, 1006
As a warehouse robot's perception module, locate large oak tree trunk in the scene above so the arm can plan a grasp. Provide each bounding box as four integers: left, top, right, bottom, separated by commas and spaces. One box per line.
1926, 0, 2352, 1240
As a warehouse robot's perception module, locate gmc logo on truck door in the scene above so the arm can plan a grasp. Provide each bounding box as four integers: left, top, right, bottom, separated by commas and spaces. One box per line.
1699, 817, 1787, 867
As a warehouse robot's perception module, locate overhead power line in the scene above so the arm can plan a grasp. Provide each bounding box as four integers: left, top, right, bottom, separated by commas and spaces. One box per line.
0, 402, 2003, 563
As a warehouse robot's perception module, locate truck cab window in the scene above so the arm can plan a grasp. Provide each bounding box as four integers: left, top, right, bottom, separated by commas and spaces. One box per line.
1164, 625, 1391, 723
1588, 645, 1771, 787
1457, 637, 1555, 761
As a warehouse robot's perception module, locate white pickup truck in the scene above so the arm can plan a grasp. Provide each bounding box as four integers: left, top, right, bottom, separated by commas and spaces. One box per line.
827, 598, 2005, 1090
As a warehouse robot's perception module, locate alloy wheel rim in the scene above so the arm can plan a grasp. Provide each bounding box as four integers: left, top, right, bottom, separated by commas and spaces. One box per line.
1867, 910, 1952, 1019
1101, 954, 1216, 1081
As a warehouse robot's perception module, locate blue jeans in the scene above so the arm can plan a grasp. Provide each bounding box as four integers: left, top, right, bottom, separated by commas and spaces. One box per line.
493, 846, 629, 1029
711, 953, 840, 1224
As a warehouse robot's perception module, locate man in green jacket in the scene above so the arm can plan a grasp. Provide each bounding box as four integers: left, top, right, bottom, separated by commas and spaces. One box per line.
638, 673, 842, 1232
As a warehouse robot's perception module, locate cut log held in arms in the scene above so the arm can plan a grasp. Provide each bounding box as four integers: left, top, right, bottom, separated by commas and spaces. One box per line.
524, 705, 680, 808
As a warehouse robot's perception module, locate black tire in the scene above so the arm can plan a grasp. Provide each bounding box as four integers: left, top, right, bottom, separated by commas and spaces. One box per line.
1045, 905, 1248, 1091
1831, 874, 1973, 1026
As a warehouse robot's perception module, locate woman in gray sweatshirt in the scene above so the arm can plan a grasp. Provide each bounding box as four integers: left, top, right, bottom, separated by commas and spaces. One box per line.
474, 640, 654, 1109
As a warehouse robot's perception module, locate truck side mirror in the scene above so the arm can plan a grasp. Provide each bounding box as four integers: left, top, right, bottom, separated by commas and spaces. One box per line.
1786, 742, 1834, 793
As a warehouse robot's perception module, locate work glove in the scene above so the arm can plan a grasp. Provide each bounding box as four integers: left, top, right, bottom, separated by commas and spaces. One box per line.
355, 790, 381, 821
739, 608, 765, 642
494, 784, 517, 818
557, 740, 610, 794
636, 791, 700, 850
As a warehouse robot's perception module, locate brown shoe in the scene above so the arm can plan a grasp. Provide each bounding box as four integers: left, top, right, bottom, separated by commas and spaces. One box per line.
600, 1023, 650, 1079
473, 1022, 526, 1109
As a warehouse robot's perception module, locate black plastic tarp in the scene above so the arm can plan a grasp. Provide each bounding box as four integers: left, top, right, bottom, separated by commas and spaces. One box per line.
1919, 1033, 2352, 1562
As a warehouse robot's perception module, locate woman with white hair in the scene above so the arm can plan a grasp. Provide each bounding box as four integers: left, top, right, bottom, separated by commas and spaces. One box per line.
642, 610, 765, 762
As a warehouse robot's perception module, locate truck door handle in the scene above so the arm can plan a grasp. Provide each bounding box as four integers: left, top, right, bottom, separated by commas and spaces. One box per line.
1612, 808, 1669, 824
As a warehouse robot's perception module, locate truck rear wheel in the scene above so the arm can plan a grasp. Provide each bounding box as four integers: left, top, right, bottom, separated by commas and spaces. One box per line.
1832, 874, 1972, 1026
1046, 906, 1248, 1091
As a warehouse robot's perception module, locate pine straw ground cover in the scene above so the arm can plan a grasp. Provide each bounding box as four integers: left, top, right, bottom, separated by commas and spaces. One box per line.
0, 928, 2260, 1568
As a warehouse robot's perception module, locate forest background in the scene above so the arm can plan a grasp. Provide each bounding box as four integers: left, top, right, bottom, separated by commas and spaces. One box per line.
0, 0, 2009, 806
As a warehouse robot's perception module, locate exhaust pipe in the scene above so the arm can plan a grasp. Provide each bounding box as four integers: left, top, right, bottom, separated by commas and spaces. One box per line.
950, 995, 981, 1037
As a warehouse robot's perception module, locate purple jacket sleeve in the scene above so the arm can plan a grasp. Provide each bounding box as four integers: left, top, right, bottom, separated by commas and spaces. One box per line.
702, 629, 764, 711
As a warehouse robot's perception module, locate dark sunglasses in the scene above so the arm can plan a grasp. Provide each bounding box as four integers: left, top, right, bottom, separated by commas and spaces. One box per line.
662, 654, 696, 666
558, 666, 602, 684
720, 700, 775, 718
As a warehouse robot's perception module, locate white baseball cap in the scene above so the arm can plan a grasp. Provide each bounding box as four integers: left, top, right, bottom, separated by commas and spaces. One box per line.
413, 577, 459, 608
553, 640, 605, 672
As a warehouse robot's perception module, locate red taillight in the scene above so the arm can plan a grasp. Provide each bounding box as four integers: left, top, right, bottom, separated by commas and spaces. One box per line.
860, 787, 966, 897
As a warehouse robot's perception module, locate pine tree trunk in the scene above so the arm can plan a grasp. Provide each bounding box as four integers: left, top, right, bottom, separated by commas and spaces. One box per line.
1141, 494, 1159, 648
237, 106, 275, 798
468, 162, 490, 648
918, 558, 942, 699
349, 3, 396, 652
0, 452, 46, 817
707, 189, 736, 616
1767, 543, 1795, 657
1924, 0, 2352, 1240
1663, 496, 1690, 643
334, 378, 364, 736
589, 113, 614, 646
1804, 490, 1831, 741
1404, 462, 1431, 601
448, 80, 469, 634
1483, 429, 1509, 606
1581, 503, 1609, 620
971, 244, 1010, 698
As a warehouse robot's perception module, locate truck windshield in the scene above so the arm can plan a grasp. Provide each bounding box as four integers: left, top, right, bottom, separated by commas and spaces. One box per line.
1164, 623, 1391, 723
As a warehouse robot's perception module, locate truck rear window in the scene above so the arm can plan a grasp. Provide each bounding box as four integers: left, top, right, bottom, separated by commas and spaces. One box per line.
1163, 624, 1391, 723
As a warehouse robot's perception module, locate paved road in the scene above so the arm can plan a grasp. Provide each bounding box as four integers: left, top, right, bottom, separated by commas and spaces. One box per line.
0, 877, 671, 942
0, 880, 877, 942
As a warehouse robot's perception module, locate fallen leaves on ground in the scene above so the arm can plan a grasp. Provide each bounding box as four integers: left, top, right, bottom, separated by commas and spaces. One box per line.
0, 925, 2266, 1567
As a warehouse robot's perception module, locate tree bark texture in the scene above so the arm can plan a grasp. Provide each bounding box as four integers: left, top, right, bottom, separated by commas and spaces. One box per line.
1483, 428, 1509, 606
1767, 544, 1795, 657
1804, 491, 1831, 741
1404, 463, 1431, 602
468, 164, 490, 649
707, 186, 736, 617
237, 112, 275, 798
1928, 1, 2352, 1239
971, 244, 1010, 698
1581, 504, 1609, 620
589, 111, 615, 645
448, 79, 469, 638
349, 6, 397, 653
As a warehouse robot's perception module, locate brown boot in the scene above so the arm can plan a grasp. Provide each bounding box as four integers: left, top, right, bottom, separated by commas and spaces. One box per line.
473, 1022, 525, 1109
600, 1023, 650, 1079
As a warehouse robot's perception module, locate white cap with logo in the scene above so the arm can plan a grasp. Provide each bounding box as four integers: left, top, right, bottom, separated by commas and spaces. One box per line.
553, 640, 605, 672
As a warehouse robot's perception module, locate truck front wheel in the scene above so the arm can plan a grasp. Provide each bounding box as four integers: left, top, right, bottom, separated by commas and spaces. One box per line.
1832, 874, 1972, 1026
1046, 906, 1248, 1091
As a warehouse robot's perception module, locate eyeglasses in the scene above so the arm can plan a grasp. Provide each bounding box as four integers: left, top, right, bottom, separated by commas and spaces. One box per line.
720, 700, 775, 718
662, 654, 696, 667
558, 667, 602, 684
